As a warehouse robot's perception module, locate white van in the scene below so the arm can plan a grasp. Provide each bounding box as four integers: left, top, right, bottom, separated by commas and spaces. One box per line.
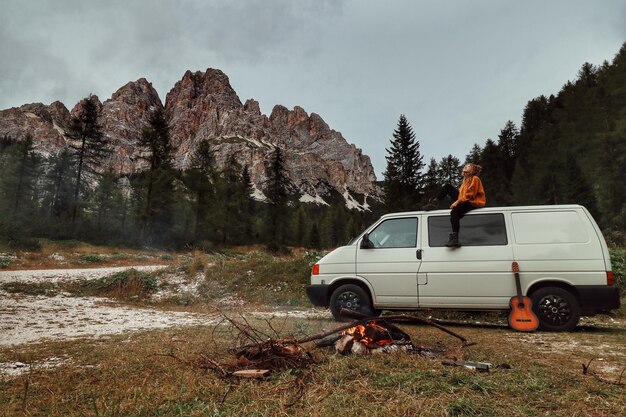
306, 205, 620, 331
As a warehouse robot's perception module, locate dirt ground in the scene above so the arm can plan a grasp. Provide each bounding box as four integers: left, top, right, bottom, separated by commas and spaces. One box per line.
0, 265, 328, 376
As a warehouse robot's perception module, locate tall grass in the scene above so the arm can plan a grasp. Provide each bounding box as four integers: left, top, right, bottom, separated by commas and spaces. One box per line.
71, 269, 158, 300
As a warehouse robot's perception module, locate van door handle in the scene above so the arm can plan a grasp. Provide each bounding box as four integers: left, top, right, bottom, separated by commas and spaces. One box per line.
416, 249, 422, 260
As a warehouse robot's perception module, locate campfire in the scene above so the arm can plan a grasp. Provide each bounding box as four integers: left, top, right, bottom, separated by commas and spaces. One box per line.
197, 310, 472, 380
335, 320, 413, 355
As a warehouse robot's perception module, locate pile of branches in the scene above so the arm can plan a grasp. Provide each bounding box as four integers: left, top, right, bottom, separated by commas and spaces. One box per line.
199, 309, 472, 379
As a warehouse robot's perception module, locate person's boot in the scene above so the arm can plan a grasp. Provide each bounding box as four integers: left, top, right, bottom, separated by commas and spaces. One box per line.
422, 197, 439, 211
445, 232, 461, 248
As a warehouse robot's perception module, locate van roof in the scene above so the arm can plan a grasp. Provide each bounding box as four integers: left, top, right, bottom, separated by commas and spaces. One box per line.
381, 204, 586, 220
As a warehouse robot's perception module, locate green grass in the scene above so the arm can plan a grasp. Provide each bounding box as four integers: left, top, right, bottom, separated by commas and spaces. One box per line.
2, 320, 620, 417
1, 245, 625, 416
78, 253, 107, 264
0, 282, 58, 296
202, 250, 321, 306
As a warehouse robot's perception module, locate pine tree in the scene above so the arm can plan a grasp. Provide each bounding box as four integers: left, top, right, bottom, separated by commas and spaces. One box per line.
562, 155, 599, 217
422, 158, 440, 200
136, 108, 175, 245
66, 95, 110, 224
437, 154, 462, 186
91, 169, 126, 241
479, 139, 510, 206
382, 115, 424, 211
577, 62, 597, 88
465, 143, 482, 165
264, 147, 290, 251
497, 120, 519, 180
293, 205, 309, 247
241, 165, 257, 241
183, 140, 216, 243
41, 150, 76, 236
309, 222, 321, 249
0, 134, 41, 221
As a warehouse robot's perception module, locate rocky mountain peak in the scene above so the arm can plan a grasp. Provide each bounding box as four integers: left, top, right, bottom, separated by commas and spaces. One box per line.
70, 95, 102, 119
244, 99, 261, 115
167, 68, 241, 111
110, 78, 162, 107
100, 79, 163, 172
0, 68, 379, 209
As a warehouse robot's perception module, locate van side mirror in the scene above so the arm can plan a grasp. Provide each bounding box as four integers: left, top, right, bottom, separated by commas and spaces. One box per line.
361, 233, 374, 249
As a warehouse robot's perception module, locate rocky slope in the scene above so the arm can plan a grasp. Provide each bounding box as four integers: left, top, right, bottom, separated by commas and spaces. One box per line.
0, 68, 377, 209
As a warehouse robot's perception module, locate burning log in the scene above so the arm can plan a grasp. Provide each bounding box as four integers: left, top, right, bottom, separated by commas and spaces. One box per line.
339, 309, 473, 347
201, 310, 473, 380
335, 319, 415, 355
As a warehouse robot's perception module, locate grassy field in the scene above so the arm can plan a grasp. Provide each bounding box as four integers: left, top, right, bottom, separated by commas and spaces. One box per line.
0, 242, 625, 416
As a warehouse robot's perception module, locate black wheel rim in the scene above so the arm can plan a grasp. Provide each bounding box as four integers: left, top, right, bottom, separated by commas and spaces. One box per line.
335, 291, 361, 312
536, 294, 571, 326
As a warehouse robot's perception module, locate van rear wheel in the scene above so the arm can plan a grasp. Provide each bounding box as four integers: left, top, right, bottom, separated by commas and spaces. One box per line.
530, 287, 581, 332
329, 284, 380, 322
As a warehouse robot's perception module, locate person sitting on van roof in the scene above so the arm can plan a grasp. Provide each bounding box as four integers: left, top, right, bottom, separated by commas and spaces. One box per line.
423, 163, 486, 247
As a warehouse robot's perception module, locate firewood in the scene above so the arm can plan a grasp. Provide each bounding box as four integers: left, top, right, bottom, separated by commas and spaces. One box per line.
351, 341, 368, 355
441, 359, 491, 372
335, 335, 354, 355
232, 369, 271, 379
364, 323, 391, 342
339, 309, 472, 346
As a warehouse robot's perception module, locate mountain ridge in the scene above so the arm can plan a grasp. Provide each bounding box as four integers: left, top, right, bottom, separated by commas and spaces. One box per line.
0, 68, 378, 210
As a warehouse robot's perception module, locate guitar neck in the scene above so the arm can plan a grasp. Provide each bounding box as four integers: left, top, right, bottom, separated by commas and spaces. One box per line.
512, 262, 523, 300
514, 272, 523, 299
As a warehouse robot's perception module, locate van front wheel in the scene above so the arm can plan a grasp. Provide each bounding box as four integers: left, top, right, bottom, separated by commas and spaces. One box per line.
329, 284, 380, 322
530, 287, 581, 332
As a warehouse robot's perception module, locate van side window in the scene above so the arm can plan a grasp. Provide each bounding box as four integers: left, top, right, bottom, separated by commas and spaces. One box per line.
428, 214, 507, 247
368, 218, 418, 248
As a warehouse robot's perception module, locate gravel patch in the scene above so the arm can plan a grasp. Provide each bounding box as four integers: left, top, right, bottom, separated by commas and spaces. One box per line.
0, 291, 215, 346
0, 265, 168, 284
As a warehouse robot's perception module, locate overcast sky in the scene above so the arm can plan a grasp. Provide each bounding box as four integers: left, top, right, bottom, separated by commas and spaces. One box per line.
2, 0, 625, 178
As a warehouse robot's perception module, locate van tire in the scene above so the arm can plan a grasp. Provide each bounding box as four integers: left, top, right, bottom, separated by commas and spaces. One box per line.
530, 287, 581, 332
329, 284, 380, 322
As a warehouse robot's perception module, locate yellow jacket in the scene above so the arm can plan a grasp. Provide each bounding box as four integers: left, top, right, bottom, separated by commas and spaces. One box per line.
456, 176, 486, 207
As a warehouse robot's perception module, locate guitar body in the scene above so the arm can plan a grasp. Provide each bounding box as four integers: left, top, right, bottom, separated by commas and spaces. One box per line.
508, 296, 539, 332
508, 261, 540, 332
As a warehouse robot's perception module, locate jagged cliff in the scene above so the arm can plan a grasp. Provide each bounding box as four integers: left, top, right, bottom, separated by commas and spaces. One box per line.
0, 68, 378, 209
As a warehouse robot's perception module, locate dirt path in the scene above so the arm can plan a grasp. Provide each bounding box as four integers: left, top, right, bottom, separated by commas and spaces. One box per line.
0, 266, 328, 348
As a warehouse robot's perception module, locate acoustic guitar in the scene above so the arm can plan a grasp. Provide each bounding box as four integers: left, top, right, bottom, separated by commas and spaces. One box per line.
508, 261, 539, 332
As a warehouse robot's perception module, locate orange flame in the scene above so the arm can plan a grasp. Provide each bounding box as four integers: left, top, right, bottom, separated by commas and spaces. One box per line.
342, 321, 394, 347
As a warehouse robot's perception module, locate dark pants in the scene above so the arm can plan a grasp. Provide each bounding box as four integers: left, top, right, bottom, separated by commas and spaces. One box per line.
436, 184, 477, 233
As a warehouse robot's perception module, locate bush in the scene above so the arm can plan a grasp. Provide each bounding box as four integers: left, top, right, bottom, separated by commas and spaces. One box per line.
79, 254, 107, 264
78, 269, 158, 300
0, 257, 10, 268
610, 248, 625, 287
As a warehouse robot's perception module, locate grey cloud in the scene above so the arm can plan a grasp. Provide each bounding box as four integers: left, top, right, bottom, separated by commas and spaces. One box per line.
1, 0, 624, 176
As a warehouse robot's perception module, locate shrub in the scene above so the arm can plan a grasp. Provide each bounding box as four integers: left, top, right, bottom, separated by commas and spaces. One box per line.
78, 269, 158, 300
610, 248, 625, 287
79, 254, 107, 264
0, 257, 10, 268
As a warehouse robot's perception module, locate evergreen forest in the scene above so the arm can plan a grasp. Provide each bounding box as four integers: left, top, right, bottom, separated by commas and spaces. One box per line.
1, 43, 625, 251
